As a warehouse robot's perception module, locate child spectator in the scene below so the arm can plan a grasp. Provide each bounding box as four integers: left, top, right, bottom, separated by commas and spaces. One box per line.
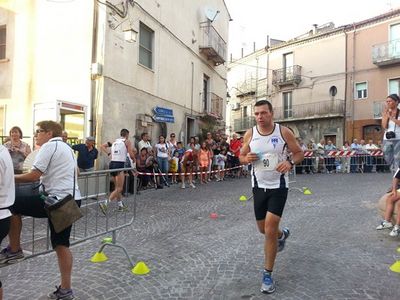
199, 142, 210, 184
215, 148, 227, 181
169, 150, 179, 184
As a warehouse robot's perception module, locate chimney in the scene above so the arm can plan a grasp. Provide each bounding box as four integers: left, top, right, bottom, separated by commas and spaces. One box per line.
312, 24, 318, 34
253, 41, 256, 52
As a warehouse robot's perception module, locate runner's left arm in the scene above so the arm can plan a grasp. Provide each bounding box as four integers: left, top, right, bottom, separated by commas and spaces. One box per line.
276, 127, 304, 174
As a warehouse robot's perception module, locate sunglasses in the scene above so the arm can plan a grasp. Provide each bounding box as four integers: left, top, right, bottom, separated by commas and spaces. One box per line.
35, 129, 46, 134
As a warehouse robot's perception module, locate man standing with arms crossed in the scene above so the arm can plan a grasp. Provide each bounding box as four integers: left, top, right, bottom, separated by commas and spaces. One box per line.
240, 100, 303, 294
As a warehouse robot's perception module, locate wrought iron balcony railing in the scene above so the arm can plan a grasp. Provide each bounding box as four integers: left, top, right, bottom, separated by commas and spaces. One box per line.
372, 39, 400, 66
272, 65, 302, 86
203, 92, 224, 118
273, 99, 345, 121
233, 116, 256, 132
199, 23, 226, 66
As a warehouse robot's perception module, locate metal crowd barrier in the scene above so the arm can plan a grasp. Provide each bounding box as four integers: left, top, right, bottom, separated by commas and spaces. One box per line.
296, 149, 390, 174
1, 168, 137, 266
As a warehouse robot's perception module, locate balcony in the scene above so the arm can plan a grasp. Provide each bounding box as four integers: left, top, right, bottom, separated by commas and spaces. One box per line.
272, 65, 302, 87
233, 116, 256, 133
372, 39, 400, 66
235, 78, 257, 97
199, 23, 226, 66
203, 92, 224, 119
273, 99, 345, 122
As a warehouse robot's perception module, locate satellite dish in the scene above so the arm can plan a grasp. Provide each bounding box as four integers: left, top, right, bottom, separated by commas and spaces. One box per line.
205, 7, 220, 22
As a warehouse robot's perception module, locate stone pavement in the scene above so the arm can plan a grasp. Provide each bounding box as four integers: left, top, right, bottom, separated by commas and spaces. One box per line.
1, 173, 399, 299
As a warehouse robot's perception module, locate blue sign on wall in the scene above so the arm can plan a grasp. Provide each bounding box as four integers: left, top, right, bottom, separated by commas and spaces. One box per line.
153, 106, 173, 116
152, 115, 175, 123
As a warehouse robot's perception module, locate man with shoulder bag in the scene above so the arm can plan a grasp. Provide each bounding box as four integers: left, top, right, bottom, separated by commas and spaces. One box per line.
0, 120, 81, 300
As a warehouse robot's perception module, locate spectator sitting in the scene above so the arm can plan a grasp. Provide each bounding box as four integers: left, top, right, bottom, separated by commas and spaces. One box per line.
376, 167, 400, 237
72, 136, 98, 172
4, 126, 32, 174
136, 147, 151, 189
2, 120, 81, 299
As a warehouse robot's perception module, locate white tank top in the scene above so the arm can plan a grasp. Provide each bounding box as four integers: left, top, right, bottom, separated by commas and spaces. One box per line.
383, 108, 400, 141
111, 138, 127, 162
249, 124, 289, 189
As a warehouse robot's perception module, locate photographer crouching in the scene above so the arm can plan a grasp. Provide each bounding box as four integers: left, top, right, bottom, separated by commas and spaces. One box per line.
382, 94, 400, 170
0, 121, 81, 300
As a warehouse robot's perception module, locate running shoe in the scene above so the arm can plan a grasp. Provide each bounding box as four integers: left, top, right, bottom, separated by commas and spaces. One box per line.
260, 270, 276, 294
99, 202, 108, 216
117, 205, 129, 212
376, 220, 393, 230
181, 183, 186, 189
47, 286, 75, 300
278, 227, 290, 252
0, 246, 24, 264
190, 183, 196, 189
389, 225, 400, 237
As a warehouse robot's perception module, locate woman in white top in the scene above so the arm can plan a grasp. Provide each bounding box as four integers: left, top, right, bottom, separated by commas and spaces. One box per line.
382, 94, 400, 169
154, 135, 170, 185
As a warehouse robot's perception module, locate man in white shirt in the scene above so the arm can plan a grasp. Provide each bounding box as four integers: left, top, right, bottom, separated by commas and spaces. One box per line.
0, 121, 80, 300
0, 144, 15, 299
138, 132, 152, 152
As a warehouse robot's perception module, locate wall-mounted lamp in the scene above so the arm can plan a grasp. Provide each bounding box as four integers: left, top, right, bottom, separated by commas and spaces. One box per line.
123, 28, 138, 43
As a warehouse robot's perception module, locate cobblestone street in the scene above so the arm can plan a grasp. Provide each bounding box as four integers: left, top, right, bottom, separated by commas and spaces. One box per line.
1, 173, 399, 299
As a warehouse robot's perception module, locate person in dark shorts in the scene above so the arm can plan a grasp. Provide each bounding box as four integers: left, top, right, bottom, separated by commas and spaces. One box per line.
240, 100, 303, 294
99, 129, 136, 214
0, 144, 15, 299
0, 121, 81, 300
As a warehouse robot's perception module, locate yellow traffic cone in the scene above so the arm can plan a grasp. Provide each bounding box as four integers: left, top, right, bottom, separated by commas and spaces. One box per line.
102, 237, 113, 243
90, 252, 108, 263
131, 261, 150, 275
239, 195, 247, 201
303, 187, 312, 195
389, 260, 400, 273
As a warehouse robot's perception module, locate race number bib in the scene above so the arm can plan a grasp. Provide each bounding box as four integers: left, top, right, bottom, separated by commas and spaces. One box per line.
259, 153, 279, 171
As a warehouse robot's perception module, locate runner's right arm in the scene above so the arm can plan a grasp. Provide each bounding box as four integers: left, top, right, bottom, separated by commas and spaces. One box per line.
239, 129, 258, 165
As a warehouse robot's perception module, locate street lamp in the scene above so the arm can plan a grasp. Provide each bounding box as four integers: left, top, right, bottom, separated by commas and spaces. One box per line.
123, 27, 138, 43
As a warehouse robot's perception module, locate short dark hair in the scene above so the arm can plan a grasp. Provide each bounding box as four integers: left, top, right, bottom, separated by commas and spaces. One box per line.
36, 121, 62, 137
388, 94, 400, 102
9, 126, 23, 138
141, 132, 148, 139
120, 128, 129, 137
254, 100, 273, 112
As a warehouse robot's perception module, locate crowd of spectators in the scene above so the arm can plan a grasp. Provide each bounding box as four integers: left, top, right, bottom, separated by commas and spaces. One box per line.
295, 137, 388, 175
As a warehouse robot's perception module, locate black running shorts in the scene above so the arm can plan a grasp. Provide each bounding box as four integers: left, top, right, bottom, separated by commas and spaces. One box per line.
253, 187, 288, 220
109, 161, 125, 177
10, 194, 81, 249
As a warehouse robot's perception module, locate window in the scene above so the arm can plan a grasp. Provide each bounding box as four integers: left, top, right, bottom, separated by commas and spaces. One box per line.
0, 26, 6, 60
139, 22, 154, 69
202, 74, 209, 112
283, 52, 293, 81
355, 82, 367, 99
329, 86, 337, 97
283, 92, 293, 118
389, 78, 400, 95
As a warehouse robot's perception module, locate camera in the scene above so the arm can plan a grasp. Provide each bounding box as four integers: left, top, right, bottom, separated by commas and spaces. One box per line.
386, 131, 396, 139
